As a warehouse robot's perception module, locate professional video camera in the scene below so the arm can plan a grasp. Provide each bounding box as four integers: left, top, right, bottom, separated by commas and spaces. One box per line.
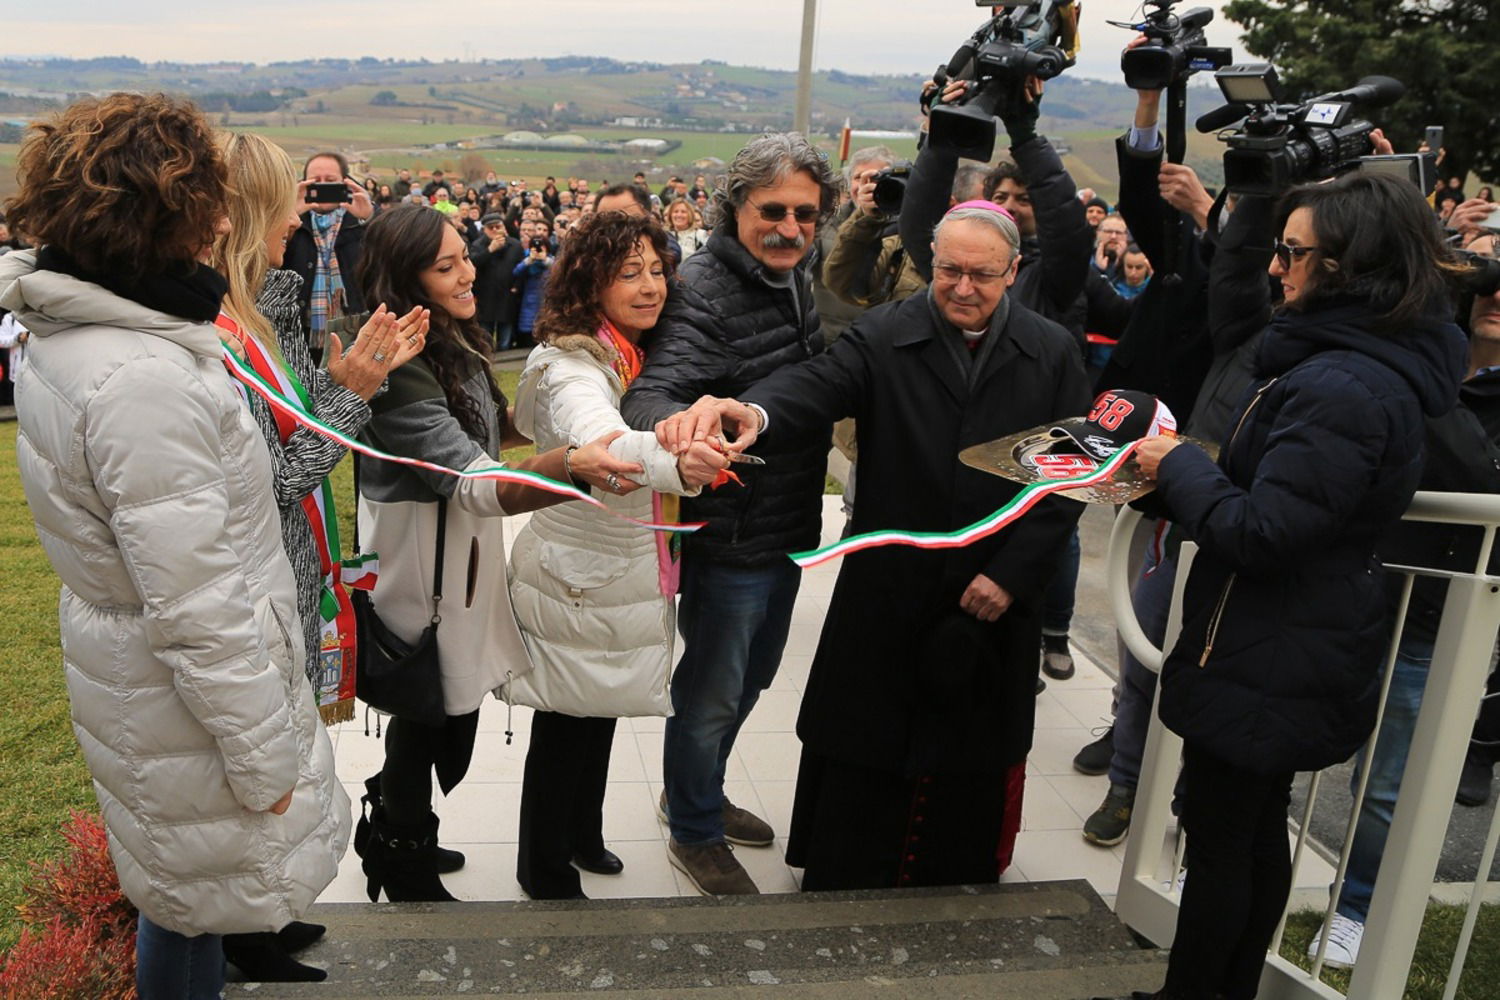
1111, 0, 1230, 91
1198, 63, 1406, 197
928, 0, 1081, 162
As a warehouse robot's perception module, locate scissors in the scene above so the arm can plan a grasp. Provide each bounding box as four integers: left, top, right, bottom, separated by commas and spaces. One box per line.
711, 436, 766, 465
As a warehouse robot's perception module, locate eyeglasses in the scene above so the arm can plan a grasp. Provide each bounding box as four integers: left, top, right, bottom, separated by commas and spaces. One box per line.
1273, 240, 1322, 269
932, 262, 1010, 287
746, 197, 820, 225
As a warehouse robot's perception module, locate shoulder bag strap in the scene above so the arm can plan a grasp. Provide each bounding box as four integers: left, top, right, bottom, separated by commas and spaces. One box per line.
430, 497, 447, 624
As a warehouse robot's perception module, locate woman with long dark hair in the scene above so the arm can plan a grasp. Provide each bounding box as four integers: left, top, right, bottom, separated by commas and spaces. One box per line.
504, 213, 727, 898
352, 204, 641, 902
1123, 172, 1467, 999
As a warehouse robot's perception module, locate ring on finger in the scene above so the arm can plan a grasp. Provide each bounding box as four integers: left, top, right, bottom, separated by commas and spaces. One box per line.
606, 473, 621, 492
372, 351, 387, 363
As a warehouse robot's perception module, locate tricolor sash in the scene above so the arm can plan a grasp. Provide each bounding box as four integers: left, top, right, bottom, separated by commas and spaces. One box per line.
217, 313, 366, 725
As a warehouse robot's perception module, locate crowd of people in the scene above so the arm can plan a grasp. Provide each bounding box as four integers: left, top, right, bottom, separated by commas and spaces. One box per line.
0, 34, 1498, 1000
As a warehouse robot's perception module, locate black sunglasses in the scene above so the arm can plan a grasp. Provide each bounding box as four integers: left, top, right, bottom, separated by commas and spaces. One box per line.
1273, 239, 1322, 270
746, 197, 820, 225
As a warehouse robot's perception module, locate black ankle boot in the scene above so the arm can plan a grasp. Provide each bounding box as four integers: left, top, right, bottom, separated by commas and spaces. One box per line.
222, 931, 327, 982
276, 920, 326, 954
363, 815, 459, 903
357, 774, 467, 874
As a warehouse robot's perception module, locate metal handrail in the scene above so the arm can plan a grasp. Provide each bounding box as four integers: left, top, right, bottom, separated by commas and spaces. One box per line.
1107, 490, 1500, 1000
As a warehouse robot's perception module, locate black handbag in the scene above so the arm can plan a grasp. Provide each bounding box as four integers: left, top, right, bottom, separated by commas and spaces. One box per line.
351, 454, 448, 727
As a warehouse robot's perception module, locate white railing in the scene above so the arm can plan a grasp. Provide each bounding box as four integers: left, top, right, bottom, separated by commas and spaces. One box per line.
1108, 493, 1500, 1000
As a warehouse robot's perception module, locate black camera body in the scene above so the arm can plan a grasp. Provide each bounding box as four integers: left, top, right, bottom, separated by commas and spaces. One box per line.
528, 235, 549, 253
871, 163, 913, 216
1202, 64, 1405, 197
1118, 2, 1230, 91
1459, 250, 1500, 299
928, 0, 1080, 161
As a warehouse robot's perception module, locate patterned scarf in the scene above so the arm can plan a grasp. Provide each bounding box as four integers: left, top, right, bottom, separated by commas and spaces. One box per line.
307, 208, 346, 349
597, 319, 681, 596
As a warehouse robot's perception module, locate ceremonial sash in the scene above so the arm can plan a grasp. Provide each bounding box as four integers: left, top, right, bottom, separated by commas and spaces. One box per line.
217, 313, 365, 725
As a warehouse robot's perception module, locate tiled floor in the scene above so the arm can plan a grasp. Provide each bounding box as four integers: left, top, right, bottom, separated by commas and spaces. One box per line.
321, 497, 1335, 906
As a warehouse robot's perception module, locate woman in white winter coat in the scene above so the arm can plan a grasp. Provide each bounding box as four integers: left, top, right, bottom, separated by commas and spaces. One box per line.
505, 212, 728, 898
352, 205, 642, 903
0, 94, 350, 1000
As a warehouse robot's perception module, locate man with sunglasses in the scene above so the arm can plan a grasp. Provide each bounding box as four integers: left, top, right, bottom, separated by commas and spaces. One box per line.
621, 132, 841, 897
651, 200, 1090, 890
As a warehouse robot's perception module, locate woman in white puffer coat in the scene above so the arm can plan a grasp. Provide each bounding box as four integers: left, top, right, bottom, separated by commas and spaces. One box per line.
504, 213, 728, 899
0, 94, 349, 1000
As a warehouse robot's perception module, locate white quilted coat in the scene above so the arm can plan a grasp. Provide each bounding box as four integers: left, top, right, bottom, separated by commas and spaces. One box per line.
0, 251, 350, 936
504, 334, 699, 718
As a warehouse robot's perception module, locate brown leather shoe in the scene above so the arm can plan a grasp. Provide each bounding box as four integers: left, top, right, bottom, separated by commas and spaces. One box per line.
668, 837, 760, 895
722, 797, 775, 847
656, 790, 776, 847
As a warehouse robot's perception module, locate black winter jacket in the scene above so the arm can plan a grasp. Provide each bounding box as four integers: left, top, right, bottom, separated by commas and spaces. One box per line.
469, 234, 525, 332
282, 210, 367, 333
1380, 367, 1500, 643
621, 229, 830, 566
1095, 134, 1214, 420
1154, 300, 1466, 775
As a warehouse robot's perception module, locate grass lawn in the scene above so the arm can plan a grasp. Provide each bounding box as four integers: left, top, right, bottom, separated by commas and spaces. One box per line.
1279, 905, 1500, 999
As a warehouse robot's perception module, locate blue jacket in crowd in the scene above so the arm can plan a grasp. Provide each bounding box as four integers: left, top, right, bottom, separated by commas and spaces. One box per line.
512, 256, 551, 334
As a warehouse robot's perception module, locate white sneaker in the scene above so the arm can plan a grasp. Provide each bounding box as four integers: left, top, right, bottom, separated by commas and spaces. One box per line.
1307, 912, 1364, 969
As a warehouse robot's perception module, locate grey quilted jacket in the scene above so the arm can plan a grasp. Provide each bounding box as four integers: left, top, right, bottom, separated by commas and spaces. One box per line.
0, 250, 350, 936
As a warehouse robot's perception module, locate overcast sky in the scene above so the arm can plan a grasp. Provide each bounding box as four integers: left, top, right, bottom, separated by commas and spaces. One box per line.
1, 1, 1249, 81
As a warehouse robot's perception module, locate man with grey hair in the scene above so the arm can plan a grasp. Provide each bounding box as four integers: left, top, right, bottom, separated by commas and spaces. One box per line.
656, 200, 1090, 890
621, 131, 841, 896
813, 145, 894, 346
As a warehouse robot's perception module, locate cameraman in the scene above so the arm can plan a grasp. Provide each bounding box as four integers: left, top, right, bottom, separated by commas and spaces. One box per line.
898, 76, 1092, 347
813, 145, 895, 347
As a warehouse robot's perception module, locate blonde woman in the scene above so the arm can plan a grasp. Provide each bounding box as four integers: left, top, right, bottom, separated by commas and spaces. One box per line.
663, 198, 708, 257
209, 132, 427, 982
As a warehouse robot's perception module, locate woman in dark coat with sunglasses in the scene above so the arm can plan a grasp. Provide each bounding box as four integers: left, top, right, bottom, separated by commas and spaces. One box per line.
1124, 173, 1467, 999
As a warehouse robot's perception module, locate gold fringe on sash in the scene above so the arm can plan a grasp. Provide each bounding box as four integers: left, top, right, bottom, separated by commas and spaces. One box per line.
320, 699, 356, 727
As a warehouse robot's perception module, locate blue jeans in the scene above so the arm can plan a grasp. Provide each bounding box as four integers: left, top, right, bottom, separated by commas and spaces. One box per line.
135, 913, 223, 1000
1042, 528, 1081, 636
664, 557, 801, 845
1336, 636, 1432, 924
1109, 541, 1176, 789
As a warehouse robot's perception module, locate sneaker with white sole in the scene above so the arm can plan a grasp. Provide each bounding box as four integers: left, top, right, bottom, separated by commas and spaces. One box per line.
1307, 912, 1364, 969
656, 790, 775, 846
668, 837, 760, 895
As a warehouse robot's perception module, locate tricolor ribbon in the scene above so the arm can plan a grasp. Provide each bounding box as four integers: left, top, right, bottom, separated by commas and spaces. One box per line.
219, 346, 705, 536
788, 441, 1142, 569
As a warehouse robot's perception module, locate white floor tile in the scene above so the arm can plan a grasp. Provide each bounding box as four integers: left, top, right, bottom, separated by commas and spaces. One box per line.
581, 839, 685, 899
734, 732, 803, 784
603, 782, 669, 843
752, 780, 798, 838
433, 781, 522, 844
739, 689, 801, 733
1048, 773, 1113, 819
1032, 690, 1085, 730
1013, 829, 1124, 898
1050, 686, 1118, 730
1020, 776, 1089, 832
1029, 726, 1094, 777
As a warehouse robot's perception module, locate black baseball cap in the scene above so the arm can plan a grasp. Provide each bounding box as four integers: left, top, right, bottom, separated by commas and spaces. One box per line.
1047, 389, 1178, 461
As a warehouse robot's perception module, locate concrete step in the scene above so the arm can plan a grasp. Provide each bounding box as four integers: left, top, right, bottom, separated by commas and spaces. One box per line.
225, 879, 1166, 998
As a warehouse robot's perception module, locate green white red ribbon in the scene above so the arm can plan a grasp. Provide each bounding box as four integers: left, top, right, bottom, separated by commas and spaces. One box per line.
220, 345, 704, 535
788, 441, 1142, 569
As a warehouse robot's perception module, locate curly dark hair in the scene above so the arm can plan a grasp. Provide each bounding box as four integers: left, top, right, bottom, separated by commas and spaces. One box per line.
4, 93, 228, 283
531, 213, 677, 343
357, 205, 506, 443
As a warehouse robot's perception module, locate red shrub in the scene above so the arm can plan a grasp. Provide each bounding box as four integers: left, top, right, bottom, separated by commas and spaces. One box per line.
0, 810, 137, 998
19, 809, 135, 937
0, 916, 136, 1000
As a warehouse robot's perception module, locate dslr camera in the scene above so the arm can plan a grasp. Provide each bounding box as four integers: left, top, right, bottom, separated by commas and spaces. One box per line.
1459, 249, 1500, 299
870, 163, 913, 216
928, 0, 1081, 162
1200, 64, 1406, 197
528, 235, 549, 253
1114, 0, 1230, 91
